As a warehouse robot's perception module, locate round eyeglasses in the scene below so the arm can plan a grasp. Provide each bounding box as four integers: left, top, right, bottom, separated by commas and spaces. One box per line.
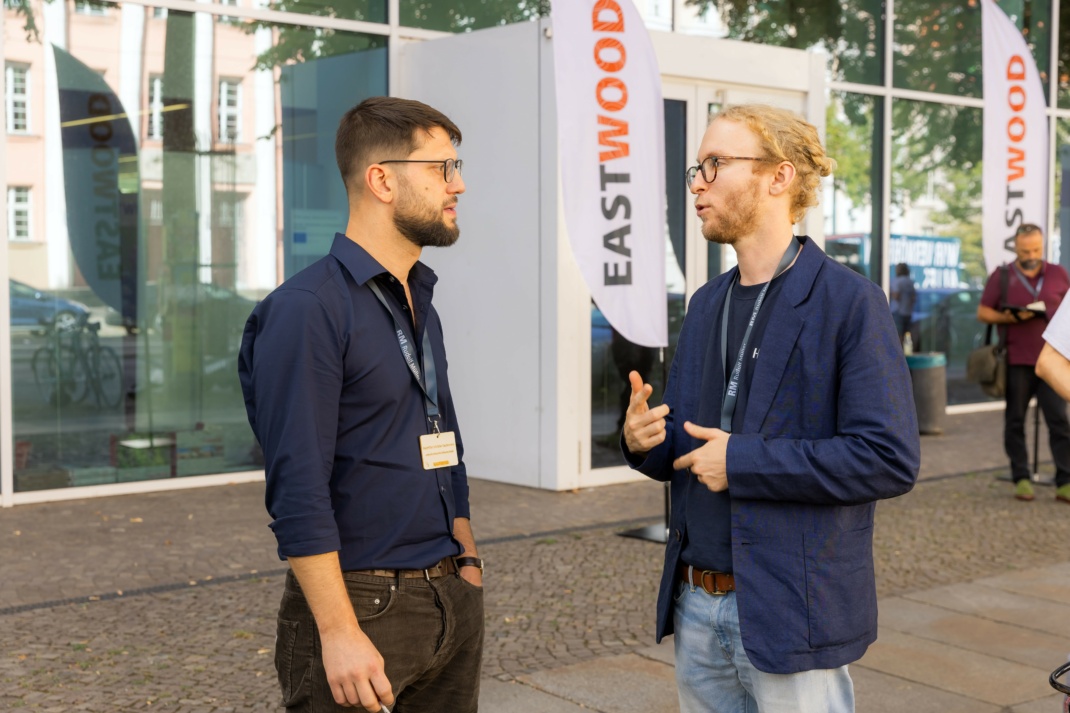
685, 156, 775, 188
378, 158, 463, 183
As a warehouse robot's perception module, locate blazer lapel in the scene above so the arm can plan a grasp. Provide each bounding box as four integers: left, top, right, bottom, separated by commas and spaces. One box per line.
676, 271, 734, 515
742, 306, 803, 433
741, 238, 823, 434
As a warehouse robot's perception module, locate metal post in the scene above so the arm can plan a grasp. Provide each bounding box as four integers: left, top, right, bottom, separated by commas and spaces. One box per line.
1033, 401, 1041, 481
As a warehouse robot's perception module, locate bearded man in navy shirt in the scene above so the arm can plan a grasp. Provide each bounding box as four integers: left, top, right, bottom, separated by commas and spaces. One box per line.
239, 97, 483, 713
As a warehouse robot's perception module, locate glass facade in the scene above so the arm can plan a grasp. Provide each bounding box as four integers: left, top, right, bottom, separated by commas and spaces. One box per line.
711, 0, 885, 86
825, 91, 881, 283
591, 98, 687, 468
2, 0, 1070, 490
399, 0, 546, 32
4, 0, 386, 492
893, 0, 1051, 99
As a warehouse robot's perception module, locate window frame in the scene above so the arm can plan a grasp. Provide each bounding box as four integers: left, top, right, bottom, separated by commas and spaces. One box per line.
73, 0, 109, 16
217, 78, 242, 144
5, 63, 29, 134
147, 74, 164, 141
7, 186, 32, 242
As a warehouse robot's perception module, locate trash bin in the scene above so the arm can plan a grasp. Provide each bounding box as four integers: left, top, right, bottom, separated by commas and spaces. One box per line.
905, 352, 946, 435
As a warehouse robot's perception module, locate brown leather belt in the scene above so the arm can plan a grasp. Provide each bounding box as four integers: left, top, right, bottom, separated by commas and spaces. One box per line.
350, 557, 458, 580
679, 564, 736, 595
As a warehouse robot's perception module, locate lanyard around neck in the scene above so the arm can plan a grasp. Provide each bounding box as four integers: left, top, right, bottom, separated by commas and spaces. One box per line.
719, 237, 802, 432
1011, 262, 1044, 301
367, 278, 441, 429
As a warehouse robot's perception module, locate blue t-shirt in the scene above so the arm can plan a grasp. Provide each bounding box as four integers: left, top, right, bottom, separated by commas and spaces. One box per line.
679, 272, 786, 573
892, 275, 916, 317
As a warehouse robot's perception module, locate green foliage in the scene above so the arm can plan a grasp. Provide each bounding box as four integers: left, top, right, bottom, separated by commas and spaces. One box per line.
241, 23, 386, 72
685, 0, 883, 84
5, 0, 45, 42
826, 94, 874, 213
401, 0, 549, 32
115, 434, 172, 468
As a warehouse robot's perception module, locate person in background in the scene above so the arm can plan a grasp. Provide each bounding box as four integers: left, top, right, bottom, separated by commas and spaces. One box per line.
890, 262, 916, 345
239, 97, 484, 713
977, 223, 1070, 503
622, 104, 919, 713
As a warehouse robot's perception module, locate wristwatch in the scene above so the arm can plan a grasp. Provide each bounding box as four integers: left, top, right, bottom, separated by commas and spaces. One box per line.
453, 556, 483, 574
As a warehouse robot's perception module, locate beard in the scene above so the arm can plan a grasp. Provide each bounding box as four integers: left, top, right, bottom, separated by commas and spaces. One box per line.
1018, 258, 1041, 271
393, 181, 460, 248
700, 176, 763, 245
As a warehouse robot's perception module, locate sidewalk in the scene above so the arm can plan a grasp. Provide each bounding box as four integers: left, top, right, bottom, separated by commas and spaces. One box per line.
479, 409, 1070, 713
2, 409, 1070, 711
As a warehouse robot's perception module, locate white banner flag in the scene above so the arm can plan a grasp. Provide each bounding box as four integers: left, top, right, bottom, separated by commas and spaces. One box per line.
551, 0, 668, 347
982, 0, 1048, 272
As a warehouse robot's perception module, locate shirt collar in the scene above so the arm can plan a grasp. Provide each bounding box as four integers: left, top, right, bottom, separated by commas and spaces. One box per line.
329, 232, 438, 288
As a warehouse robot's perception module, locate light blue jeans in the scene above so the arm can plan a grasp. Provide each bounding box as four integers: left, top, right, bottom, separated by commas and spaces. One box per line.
673, 582, 855, 713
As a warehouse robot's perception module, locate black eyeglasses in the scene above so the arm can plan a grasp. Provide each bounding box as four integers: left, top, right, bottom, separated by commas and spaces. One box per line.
378, 158, 463, 183
685, 156, 775, 187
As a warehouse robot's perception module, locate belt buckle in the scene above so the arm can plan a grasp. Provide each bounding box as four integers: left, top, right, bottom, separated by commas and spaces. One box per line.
700, 570, 728, 596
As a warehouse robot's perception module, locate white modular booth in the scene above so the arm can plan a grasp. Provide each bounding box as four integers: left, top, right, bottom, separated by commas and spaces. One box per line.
399, 19, 826, 491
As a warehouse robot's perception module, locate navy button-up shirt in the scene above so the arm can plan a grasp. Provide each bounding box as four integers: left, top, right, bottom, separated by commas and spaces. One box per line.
238, 233, 469, 571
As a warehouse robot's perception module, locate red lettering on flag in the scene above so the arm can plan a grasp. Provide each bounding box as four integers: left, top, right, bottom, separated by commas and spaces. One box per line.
592, 0, 624, 32
594, 37, 626, 72
598, 115, 630, 162
596, 77, 628, 112
1007, 145, 1026, 181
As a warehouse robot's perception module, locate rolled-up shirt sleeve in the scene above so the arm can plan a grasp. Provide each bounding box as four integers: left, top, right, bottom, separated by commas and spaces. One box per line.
239, 288, 343, 558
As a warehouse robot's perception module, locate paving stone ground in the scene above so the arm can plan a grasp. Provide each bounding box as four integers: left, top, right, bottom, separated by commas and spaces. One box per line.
3, 410, 1070, 710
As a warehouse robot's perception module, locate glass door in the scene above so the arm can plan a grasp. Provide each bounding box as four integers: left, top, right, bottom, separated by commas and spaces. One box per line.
589, 88, 693, 469
587, 81, 812, 472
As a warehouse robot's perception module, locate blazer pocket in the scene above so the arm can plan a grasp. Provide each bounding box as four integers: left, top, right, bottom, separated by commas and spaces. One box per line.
803, 528, 877, 649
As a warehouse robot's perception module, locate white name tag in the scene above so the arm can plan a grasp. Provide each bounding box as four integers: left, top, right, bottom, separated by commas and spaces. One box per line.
419, 431, 459, 470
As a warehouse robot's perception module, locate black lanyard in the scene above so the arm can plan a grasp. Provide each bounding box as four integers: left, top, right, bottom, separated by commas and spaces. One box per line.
367, 278, 441, 430
1011, 262, 1044, 301
719, 237, 802, 432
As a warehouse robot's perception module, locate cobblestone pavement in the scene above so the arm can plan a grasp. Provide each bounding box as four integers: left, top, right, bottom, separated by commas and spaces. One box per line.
4, 409, 1070, 710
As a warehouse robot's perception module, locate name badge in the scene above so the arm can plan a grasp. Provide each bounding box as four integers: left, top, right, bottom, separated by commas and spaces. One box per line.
419, 431, 459, 470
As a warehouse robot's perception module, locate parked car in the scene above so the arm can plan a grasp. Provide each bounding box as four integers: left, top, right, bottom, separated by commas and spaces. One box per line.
9, 279, 91, 332
909, 288, 985, 374
105, 281, 257, 353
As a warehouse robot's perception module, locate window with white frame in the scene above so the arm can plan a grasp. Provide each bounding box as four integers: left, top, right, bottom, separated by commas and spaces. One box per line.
147, 75, 164, 140
7, 187, 31, 241
149, 197, 163, 225
152, 6, 167, 18
218, 79, 241, 143
215, 194, 244, 230
5, 63, 29, 133
74, 0, 108, 15
218, 0, 239, 24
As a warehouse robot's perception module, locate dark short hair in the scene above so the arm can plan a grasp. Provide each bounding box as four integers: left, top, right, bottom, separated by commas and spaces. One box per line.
895, 262, 910, 276
335, 96, 462, 193
1014, 223, 1043, 241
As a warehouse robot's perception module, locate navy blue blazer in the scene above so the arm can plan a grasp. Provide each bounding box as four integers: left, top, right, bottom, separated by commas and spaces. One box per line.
630, 236, 920, 674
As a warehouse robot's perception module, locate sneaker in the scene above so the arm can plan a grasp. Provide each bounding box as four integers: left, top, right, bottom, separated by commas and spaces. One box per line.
1014, 480, 1035, 501
1056, 484, 1070, 504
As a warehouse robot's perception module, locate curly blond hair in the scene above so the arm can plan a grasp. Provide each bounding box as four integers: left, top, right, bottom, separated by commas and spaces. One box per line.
714, 104, 836, 224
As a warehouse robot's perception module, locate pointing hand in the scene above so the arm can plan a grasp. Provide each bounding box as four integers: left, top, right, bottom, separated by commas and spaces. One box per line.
622, 371, 670, 456
672, 421, 730, 492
